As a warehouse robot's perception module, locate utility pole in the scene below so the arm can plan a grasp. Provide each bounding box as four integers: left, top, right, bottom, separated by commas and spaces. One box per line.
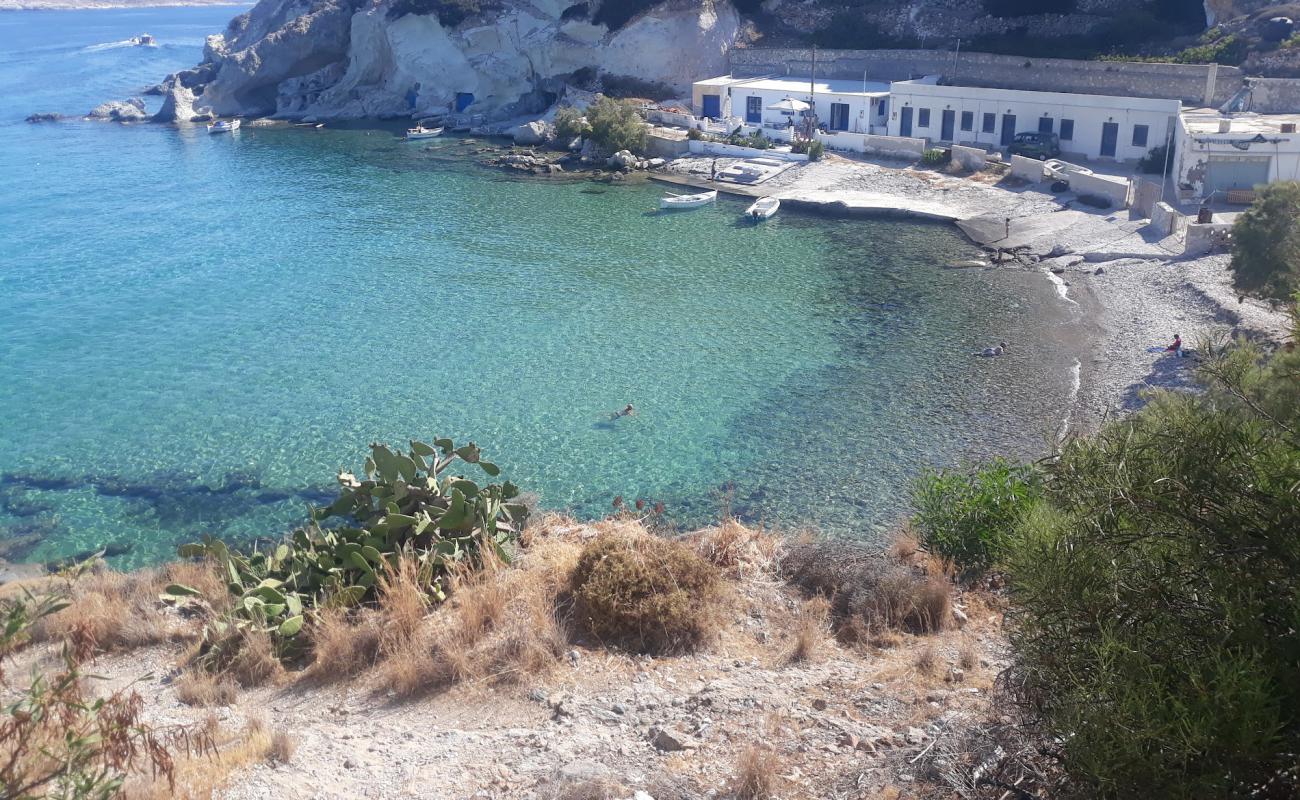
807, 44, 817, 140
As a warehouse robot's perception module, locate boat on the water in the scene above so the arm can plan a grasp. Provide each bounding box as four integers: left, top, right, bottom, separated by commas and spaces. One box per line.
129, 34, 156, 46
207, 119, 240, 134
659, 189, 717, 210
745, 196, 780, 221
405, 126, 444, 140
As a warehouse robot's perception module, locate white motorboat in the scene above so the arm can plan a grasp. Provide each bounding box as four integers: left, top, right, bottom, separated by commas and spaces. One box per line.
744, 196, 780, 221
405, 126, 444, 140
207, 119, 240, 134
659, 189, 717, 210
129, 34, 157, 46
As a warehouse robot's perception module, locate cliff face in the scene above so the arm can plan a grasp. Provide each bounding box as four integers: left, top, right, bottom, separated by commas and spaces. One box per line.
164, 0, 739, 121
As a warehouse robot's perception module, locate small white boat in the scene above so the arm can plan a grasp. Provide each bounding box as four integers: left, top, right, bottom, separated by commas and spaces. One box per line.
660, 189, 717, 210
129, 34, 157, 47
745, 196, 780, 221
207, 119, 240, 134
405, 126, 444, 140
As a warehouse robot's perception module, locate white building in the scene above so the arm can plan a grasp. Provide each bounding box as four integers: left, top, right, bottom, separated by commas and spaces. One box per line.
885, 77, 1181, 162
1174, 108, 1300, 199
691, 75, 891, 134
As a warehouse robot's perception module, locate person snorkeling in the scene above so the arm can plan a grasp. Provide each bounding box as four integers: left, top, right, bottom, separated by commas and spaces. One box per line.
973, 342, 1008, 357
611, 403, 635, 419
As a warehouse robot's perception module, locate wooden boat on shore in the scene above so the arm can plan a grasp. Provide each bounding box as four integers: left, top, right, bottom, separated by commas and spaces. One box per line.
745, 196, 780, 221
207, 119, 240, 134
405, 126, 444, 140
660, 189, 717, 210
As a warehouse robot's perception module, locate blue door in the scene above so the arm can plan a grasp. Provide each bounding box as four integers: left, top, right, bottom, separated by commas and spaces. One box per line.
900, 106, 913, 137
1000, 114, 1016, 146
746, 96, 762, 124
702, 94, 720, 119
940, 109, 955, 142
455, 92, 474, 112
1100, 122, 1119, 157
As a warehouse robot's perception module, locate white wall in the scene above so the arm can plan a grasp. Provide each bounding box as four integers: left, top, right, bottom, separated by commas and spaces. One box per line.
686, 139, 809, 161
1173, 114, 1300, 198
691, 79, 885, 133
886, 82, 1179, 162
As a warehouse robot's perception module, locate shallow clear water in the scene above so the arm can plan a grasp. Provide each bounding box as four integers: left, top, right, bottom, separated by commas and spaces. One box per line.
0, 8, 1080, 567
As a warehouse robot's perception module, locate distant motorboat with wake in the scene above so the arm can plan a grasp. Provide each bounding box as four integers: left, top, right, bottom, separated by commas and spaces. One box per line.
405, 126, 444, 140
207, 119, 240, 134
129, 34, 157, 47
659, 189, 717, 210
744, 196, 780, 221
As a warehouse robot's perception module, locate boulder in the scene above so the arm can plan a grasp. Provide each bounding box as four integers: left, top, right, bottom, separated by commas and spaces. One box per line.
88, 98, 148, 122
153, 78, 203, 123
648, 725, 698, 752
608, 149, 639, 170
25, 113, 63, 123
510, 119, 552, 145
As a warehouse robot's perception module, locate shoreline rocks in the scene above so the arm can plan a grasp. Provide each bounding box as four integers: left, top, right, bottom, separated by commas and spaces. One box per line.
87, 97, 148, 122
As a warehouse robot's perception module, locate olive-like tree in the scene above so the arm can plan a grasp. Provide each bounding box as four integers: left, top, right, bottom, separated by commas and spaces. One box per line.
1230, 181, 1300, 302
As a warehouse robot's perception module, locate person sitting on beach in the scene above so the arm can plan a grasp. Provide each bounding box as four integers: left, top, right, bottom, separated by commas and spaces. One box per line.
612, 403, 635, 419
973, 342, 1008, 357
1165, 333, 1183, 357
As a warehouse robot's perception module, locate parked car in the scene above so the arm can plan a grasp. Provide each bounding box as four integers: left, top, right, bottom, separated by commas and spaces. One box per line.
1009, 131, 1061, 159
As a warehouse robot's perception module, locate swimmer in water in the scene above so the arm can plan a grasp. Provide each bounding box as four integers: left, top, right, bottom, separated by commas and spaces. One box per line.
973, 342, 1008, 357
612, 403, 635, 419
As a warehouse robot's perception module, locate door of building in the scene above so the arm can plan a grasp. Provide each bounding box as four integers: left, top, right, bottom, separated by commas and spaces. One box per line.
1204, 156, 1272, 195
1100, 122, 1119, 157
940, 109, 955, 141
702, 94, 720, 119
745, 96, 762, 124
829, 103, 850, 131
1000, 114, 1016, 146
900, 106, 913, 137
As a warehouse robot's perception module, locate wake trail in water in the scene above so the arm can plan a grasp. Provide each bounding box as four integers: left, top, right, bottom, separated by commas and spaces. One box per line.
82, 40, 157, 52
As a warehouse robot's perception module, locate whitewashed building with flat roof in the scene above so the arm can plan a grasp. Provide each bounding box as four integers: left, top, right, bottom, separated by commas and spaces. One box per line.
691, 75, 891, 133
1174, 108, 1300, 199
885, 78, 1181, 162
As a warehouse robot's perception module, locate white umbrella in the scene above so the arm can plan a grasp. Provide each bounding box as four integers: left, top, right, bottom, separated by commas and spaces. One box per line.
767, 97, 810, 115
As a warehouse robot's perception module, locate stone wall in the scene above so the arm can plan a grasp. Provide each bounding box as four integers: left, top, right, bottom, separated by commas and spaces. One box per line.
1247, 78, 1300, 114
1069, 171, 1132, 208
1131, 179, 1162, 218
728, 48, 1246, 106
1150, 201, 1179, 238
1009, 154, 1045, 182
1184, 220, 1234, 255
861, 134, 926, 159
950, 143, 990, 171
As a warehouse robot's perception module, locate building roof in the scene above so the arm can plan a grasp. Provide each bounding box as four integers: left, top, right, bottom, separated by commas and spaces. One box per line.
693, 74, 890, 98
1180, 107, 1300, 135
893, 76, 1182, 109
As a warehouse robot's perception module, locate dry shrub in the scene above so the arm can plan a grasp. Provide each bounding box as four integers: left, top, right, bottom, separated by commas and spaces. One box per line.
124, 717, 292, 799
691, 519, 781, 578
571, 531, 721, 654
729, 743, 782, 799
161, 560, 228, 613
889, 528, 920, 562
782, 538, 951, 638
34, 568, 182, 654
201, 626, 284, 688
788, 596, 829, 663
376, 553, 430, 649
545, 778, 629, 800
915, 645, 938, 676
306, 608, 383, 680
175, 670, 237, 707
958, 640, 979, 671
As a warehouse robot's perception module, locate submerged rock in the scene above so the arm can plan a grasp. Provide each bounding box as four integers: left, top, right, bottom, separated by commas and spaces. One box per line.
25, 112, 63, 123
88, 98, 148, 122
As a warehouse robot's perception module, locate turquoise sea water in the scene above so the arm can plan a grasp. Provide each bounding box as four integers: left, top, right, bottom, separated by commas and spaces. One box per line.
0, 8, 1081, 567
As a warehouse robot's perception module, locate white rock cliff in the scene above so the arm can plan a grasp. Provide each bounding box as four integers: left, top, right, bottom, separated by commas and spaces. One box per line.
160, 0, 740, 121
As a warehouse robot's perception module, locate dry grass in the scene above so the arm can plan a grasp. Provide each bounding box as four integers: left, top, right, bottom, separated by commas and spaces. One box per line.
201, 625, 285, 688
376, 552, 431, 648
377, 535, 580, 698
691, 519, 781, 579
787, 596, 829, 663
915, 645, 938, 676
958, 640, 980, 670
782, 538, 952, 640
544, 778, 630, 800
305, 608, 383, 680
728, 744, 782, 800
123, 717, 294, 800
175, 670, 238, 707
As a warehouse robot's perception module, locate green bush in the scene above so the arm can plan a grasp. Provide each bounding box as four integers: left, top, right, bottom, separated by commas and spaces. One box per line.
553, 106, 590, 142
570, 534, 720, 653
727, 129, 773, 150
585, 97, 647, 155
790, 138, 825, 160
912, 458, 1041, 576
1137, 143, 1170, 174
1231, 181, 1300, 301
921, 147, 948, 165
1174, 32, 1249, 64
1005, 335, 1300, 796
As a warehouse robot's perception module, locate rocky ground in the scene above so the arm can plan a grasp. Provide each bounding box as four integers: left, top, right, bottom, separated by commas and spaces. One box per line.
42, 519, 1008, 800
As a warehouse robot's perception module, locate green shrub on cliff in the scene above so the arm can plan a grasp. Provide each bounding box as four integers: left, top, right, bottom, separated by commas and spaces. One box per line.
912, 458, 1041, 577
585, 97, 647, 155
1004, 331, 1300, 796
1232, 181, 1300, 301
553, 106, 590, 142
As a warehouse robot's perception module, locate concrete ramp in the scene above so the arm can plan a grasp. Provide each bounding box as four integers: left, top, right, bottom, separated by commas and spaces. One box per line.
957, 209, 1092, 250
